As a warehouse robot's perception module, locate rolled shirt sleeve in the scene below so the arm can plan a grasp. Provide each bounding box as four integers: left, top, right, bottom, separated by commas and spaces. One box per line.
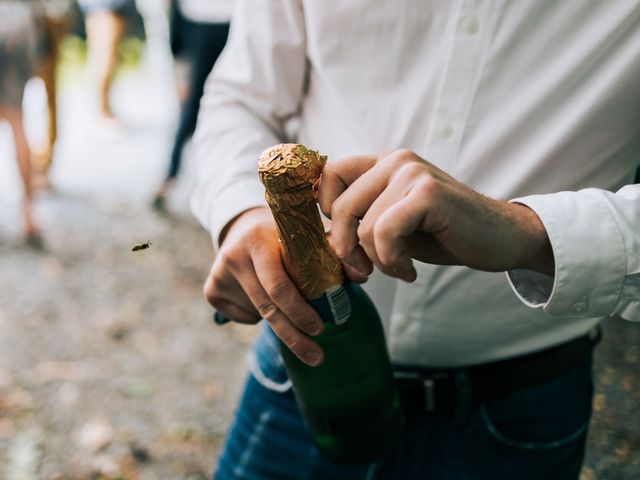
507, 184, 640, 321
190, 0, 307, 247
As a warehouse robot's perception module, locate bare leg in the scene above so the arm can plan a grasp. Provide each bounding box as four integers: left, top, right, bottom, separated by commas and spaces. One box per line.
36, 16, 68, 175
85, 10, 126, 120
0, 106, 40, 242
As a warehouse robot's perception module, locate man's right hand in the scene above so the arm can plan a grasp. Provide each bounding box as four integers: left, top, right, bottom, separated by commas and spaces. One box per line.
203, 207, 326, 366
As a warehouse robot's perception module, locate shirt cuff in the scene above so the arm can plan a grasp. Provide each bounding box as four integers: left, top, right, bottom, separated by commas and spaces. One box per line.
506, 190, 627, 317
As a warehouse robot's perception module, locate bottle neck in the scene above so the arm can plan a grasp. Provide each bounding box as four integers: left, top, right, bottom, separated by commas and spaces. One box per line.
258, 144, 344, 300
265, 183, 344, 300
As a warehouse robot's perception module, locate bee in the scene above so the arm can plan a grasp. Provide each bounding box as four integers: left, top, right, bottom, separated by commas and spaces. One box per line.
131, 241, 152, 252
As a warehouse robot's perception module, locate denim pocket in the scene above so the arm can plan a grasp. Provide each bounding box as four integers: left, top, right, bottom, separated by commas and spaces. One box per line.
480, 356, 593, 450
249, 322, 292, 393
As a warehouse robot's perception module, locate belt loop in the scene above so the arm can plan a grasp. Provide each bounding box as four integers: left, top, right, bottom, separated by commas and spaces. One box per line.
423, 379, 435, 412
453, 370, 473, 424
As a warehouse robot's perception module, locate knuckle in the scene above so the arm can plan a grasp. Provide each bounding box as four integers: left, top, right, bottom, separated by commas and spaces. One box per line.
331, 196, 345, 219
319, 191, 339, 220
257, 300, 279, 320
219, 250, 242, 272
202, 285, 214, 304
279, 332, 305, 354
203, 274, 220, 303
253, 223, 272, 239
266, 278, 291, 303
414, 174, 439, 199
357, 220, 373, 243
319, 198, 331, 217
334, 246, 346, 259
209, 267, 227, 285
385, 148, 413, 167
394, 148, 414, 159
373, 233, 393, 264
397, 161, 425, 179
332, 236, 349, 259
321, 160, 337, 180
373, 217, 392, 240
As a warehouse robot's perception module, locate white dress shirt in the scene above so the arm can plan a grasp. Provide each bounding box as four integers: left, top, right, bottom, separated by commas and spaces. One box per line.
177, 0, 235, 24
191, 0, 640, 367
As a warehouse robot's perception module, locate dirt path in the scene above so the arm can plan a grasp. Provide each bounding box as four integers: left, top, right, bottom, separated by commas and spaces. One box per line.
0, 191, 256, 479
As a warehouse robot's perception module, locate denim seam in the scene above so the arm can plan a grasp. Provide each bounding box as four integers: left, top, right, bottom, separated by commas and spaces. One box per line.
480, 403, 590, 450
234, 410, 272, 478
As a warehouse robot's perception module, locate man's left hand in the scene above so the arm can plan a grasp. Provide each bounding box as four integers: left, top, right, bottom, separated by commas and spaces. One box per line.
318, 149, 554, 282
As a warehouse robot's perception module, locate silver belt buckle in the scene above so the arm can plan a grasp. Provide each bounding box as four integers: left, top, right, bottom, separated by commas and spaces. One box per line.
423, 378, 436, 412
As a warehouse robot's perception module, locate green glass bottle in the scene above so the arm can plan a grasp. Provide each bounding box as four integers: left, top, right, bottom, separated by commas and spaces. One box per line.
258, 144, 404, 464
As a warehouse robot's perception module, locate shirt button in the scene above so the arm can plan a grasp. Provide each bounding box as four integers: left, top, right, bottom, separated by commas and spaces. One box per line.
437, 125, 453, 139
570, 301, 589, 314
462, 18, 479, 35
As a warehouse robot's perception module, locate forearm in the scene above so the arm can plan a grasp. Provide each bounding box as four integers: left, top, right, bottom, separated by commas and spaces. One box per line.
190, 0, 307, 246
191, 102, 283, 245
502, 201, 554, 275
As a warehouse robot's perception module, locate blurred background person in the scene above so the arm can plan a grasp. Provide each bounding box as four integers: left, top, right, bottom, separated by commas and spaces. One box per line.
77, 0, 138, 131
0, 0, 47, 247
32, 0, 77, 186
151, 0, 234, 213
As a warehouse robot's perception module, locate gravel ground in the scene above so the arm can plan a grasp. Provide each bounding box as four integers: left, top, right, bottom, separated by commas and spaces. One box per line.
583, 317, 640, 480
0, 190, 256, 479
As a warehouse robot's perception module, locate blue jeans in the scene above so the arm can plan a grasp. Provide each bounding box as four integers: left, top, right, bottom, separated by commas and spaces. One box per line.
214, 326, 593, 480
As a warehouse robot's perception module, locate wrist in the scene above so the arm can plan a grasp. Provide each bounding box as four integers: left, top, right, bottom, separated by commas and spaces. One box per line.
219, 207, 271, 246
510, 202, 555, 275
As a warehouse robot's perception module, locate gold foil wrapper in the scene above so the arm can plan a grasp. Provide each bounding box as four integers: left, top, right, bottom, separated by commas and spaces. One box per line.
258, 144, 344, 299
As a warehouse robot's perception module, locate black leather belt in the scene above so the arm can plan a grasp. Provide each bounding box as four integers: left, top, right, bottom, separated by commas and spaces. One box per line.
394, 328, 601, 415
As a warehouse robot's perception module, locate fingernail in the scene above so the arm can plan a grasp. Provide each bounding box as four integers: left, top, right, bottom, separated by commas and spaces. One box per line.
307, 321, 324, 336
354, 266, 370, 277
404, 268, 417, 283
304, 351, 322, 366
344, 262, 363, 276
351, 260, 372, 275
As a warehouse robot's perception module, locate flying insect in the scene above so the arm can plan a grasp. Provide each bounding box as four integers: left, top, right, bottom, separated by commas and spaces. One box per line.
131, 241, 152, 252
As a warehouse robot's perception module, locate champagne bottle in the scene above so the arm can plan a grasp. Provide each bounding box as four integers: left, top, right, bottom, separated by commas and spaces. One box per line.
258, 144, 404, 464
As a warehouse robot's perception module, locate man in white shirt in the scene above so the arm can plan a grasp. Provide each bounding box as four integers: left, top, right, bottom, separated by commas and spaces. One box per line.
191, 1, 640, 478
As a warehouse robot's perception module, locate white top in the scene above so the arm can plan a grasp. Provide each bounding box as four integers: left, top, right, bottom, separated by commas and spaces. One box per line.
177, 0, 235, 24
191, 0, 640, 367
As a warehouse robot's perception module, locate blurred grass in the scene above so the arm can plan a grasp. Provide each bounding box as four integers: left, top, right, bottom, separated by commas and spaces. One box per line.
57, 34, 146, 88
